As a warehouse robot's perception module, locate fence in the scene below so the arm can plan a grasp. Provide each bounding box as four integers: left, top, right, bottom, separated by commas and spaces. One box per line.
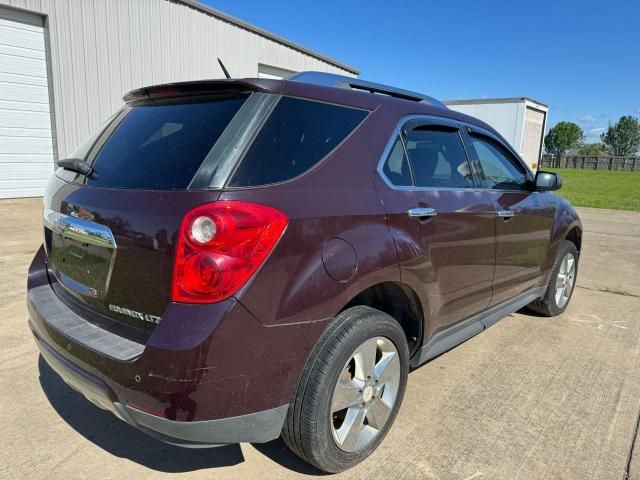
540, 155, 640, 172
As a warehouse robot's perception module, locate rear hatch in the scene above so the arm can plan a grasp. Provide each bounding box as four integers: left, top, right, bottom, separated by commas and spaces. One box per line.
42, 80, 370, 338
43, 88, 254, 335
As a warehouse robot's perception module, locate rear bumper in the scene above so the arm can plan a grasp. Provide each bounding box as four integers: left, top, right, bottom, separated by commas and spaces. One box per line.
26, 246, 324, 447
33, 330, 287, 446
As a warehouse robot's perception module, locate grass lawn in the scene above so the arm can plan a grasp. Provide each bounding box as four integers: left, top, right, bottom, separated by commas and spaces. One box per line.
546, 168, 640, 211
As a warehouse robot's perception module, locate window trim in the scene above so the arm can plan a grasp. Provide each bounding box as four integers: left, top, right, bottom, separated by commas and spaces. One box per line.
377, 115, 535, 193
377, 115, 480, 191
381, 134, 415, 187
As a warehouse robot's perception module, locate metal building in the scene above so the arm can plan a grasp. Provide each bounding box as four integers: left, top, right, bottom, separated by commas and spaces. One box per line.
444, 97, 548, 170
0, 0, 358, 198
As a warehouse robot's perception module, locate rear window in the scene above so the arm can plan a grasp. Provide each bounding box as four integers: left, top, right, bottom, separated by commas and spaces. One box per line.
87, 95, 248, 189
228, 97, 368, 187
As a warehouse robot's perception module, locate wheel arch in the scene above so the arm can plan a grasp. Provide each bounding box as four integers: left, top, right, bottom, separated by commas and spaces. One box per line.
565, 225, 582, 252
340, 281, 424, 357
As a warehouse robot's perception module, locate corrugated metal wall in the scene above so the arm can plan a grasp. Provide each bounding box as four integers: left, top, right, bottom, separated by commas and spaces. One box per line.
0, 0, 355, 159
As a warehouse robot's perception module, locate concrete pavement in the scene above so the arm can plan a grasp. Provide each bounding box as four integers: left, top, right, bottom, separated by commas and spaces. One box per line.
1, 199, 639, 480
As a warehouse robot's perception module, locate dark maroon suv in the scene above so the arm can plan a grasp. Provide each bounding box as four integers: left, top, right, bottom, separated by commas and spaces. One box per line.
27, 72, 582, 472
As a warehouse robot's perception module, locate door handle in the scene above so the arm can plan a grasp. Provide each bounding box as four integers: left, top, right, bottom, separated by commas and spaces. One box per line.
497, 210, 515, 219
408, 207, 437, 219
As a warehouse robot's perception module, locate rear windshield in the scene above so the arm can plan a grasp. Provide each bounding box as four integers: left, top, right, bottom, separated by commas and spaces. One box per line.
87, 94, 248, 189
228, 97, 368, 187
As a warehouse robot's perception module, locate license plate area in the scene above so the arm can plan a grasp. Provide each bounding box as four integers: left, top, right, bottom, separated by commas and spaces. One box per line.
44, 209, 117, 299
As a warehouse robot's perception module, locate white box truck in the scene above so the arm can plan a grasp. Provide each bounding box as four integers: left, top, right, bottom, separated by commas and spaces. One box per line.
443, 97, 548, 170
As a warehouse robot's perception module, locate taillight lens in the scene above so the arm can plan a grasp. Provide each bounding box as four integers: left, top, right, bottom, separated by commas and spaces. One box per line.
172, 201, 288, 303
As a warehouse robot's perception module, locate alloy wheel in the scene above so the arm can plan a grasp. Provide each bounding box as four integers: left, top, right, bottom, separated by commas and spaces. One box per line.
555, 252, 576, 308
330, 336, 401, 452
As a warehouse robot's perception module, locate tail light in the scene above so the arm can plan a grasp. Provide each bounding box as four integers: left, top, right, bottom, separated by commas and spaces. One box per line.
172, 201, 288, 303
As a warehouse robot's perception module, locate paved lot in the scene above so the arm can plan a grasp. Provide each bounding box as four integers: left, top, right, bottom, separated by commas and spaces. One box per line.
1, 198, 639, 480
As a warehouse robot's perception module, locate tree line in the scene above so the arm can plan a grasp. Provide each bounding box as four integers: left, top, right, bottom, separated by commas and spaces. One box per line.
544, 115, 640, 157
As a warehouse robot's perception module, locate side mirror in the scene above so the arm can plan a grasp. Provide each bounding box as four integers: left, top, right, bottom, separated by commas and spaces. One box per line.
535, 171, 562, 191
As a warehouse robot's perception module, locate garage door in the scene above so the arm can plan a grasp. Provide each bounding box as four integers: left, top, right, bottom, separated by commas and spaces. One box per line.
0, 7, 54, 198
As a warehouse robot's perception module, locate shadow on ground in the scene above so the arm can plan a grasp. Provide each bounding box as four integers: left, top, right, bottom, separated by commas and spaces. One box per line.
37, 355, 325, 476
37, 356, 244, 473
252, 439, 326, 476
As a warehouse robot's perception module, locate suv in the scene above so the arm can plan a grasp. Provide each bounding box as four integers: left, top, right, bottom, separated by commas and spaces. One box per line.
27, 72, 582, 473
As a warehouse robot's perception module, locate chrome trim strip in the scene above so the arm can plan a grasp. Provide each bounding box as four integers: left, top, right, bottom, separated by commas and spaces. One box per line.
376, 115, 471, 193
43, 209, 117, 249
43, 209, 118, 298
408, 207, 437, 218
497, 210, 515, 218
376, 114, 534, 193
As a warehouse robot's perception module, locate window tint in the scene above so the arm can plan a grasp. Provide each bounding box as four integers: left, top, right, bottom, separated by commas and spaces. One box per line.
87, 95, 248, 189
405, 127, 473, 188
70, 111, 121, 161
469, 136, 528, 190
382, 136, 412, 186
228, 97, 367, 187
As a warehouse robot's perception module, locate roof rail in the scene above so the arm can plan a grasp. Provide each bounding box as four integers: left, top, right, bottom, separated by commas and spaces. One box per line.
288, 71, 446, 109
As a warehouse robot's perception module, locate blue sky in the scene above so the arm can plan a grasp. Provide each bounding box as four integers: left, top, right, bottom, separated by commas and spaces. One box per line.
204, 0, 639, 144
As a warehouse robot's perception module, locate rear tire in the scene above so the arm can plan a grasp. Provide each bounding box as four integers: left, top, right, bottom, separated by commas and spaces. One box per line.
282, 306, 409, 473
527, 240, 579, 316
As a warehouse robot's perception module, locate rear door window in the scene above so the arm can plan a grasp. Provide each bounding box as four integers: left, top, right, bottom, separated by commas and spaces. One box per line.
228, 97, 368, 187
405, 127, 474, 188
87, 94, 248, 189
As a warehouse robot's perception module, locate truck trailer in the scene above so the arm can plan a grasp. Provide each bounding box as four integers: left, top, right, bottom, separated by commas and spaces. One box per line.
443, 97, 548, 171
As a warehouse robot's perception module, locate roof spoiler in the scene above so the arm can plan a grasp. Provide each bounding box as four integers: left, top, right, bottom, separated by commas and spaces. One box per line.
122, 79, 276, 103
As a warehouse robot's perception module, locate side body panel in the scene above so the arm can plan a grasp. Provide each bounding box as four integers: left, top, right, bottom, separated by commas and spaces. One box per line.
374, 177, 496, 341
460, 124, 556, 305
485, 190, 555, 305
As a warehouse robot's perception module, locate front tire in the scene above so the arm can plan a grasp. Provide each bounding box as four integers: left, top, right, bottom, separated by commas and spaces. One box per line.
282, 306, 409, 473
527, 240, 579, 316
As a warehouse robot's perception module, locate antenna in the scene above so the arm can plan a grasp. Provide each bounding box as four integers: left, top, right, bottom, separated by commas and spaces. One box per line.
217, 58, 231, 79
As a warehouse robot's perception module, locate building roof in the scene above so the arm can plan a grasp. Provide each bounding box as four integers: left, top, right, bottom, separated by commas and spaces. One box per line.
443, 97, 548, 108
178, 0, 360, 75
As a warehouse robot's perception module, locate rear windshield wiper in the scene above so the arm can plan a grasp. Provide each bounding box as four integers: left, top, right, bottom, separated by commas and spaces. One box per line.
57, 158, 98, 179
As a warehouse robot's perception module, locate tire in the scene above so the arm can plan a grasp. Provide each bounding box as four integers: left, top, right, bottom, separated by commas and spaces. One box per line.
527, 240, 579, 317
282, 306, 409, 473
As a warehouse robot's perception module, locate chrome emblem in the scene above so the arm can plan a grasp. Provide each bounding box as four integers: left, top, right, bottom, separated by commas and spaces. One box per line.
109, 304, 161, 324
69, 207, 94, 222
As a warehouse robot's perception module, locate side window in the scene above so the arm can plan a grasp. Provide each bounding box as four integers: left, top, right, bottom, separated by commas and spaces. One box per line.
405, 127, 474, 188
382, 136, 412, 186
228, 97, 368, 187
469, 135, 528, 190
